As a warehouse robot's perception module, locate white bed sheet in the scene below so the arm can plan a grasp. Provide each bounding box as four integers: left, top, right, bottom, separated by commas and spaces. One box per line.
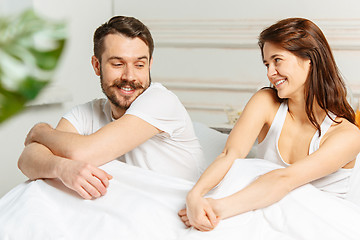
1, 158, 360, 240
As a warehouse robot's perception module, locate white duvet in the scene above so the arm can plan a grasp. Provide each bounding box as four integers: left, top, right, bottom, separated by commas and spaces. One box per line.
1, 158, 360, 240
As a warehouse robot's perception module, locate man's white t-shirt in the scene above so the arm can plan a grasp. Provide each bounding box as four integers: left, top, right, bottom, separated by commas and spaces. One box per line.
63, 83, 204, 181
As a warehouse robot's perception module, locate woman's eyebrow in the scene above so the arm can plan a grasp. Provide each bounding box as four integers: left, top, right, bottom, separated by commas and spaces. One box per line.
263, 54, 283, 63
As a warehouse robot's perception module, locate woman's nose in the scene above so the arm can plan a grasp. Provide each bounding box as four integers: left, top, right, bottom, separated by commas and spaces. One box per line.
267, 65, 277, 79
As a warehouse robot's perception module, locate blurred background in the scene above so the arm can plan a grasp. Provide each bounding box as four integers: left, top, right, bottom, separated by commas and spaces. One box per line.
1, 0, 360, 197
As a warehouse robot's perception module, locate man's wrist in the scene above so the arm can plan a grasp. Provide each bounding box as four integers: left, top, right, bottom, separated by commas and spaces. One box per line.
52, 156, 65, 180
34, 123, 53, 144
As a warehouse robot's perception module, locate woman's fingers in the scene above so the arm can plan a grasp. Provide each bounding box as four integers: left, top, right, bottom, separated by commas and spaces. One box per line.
178, 208, 187, 217
204, 200, 219, 227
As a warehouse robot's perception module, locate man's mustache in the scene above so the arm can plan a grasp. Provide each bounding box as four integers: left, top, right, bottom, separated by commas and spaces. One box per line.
112, 80, 144, 90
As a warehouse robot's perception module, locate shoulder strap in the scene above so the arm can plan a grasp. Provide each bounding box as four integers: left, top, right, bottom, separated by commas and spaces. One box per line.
257, 102, 287, 149
309, 112, 336, 154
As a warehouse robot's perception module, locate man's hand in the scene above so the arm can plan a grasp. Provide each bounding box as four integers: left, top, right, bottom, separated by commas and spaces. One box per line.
56, 159, 113, 200
178, 196, 220, 231
25, 122, 52, 146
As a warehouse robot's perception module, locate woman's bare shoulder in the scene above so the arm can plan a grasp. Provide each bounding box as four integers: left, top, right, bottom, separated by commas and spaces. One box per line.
325, 117, 360, 146
242, 88, 282, 130
332, 117, 360, 132
249, 88, 281, 111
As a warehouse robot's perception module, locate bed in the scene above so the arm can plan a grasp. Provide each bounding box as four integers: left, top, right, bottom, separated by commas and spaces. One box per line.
1, 122, 360, 240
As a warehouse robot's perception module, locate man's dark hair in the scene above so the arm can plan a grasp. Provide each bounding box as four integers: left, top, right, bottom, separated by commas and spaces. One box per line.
93, 16, 154, 62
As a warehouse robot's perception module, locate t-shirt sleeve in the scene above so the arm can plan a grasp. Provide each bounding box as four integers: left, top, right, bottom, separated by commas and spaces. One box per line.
62, 102, 93, 135
124, 86, 186, 137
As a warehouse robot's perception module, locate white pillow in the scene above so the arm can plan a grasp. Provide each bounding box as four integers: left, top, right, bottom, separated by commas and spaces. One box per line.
193, 121, 258, 171
193, 122, 228, 170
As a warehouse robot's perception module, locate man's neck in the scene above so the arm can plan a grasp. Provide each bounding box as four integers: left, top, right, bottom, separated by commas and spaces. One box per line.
111, 106, 126, 120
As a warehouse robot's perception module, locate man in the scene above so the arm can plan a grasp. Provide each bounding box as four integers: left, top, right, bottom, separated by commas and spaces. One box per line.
18, 16, 204, 200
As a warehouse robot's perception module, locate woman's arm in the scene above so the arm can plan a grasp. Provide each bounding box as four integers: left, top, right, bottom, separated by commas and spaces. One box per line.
208, 122, 360, 220
180, 89, 279, 231
25, 114, 160, 166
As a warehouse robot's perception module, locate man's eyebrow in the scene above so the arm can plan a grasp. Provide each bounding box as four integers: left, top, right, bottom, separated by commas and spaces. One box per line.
108, 56, 149, 61
137, 56, 148, 61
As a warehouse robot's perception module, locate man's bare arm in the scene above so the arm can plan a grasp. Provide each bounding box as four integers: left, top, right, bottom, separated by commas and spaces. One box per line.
25, 114, 161, 166
18, 118, 112, 199
19, 118, 77, 179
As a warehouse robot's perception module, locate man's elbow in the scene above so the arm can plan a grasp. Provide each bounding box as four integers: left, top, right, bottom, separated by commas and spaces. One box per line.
17, 149, 35, 180
17, 153, 25, 173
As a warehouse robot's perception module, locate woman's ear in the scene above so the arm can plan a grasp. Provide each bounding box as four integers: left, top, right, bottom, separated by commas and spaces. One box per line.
91, 55, 101, 76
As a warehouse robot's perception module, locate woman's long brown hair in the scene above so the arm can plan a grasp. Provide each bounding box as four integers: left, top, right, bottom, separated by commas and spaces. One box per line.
258, 18, 355, 135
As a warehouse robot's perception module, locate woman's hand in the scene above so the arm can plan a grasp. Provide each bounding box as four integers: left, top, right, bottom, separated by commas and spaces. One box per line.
178, 194, 220, 231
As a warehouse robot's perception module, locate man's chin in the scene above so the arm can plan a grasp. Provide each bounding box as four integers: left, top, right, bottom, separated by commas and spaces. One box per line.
107, 88, 146, 109
112, 101, 132, 110
112, 96, 137, 110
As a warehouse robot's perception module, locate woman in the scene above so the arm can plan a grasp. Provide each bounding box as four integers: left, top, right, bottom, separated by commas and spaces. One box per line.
179, 18, 360, 232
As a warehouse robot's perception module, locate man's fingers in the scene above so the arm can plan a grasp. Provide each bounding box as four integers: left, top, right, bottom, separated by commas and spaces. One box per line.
75, 185, 93, 200
68, 177, 103, 200
87, 175, 107, 197
92, 168, 112, 188
57, 160, 112, 200
86, 179, 106, 199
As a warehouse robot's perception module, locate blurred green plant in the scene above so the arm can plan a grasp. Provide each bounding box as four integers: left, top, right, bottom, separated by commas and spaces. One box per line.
0, 9, 66, 124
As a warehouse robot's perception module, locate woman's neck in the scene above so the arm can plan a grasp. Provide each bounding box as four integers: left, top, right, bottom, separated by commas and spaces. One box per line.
287, 98, 326, 125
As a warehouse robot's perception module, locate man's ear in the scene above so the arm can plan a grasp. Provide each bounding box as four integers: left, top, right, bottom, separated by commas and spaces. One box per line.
91, 55, 101, 76
149, 57, 153, 70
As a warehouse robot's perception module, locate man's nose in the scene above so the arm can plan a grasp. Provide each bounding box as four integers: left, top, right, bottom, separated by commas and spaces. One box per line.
122, 66, 135, 81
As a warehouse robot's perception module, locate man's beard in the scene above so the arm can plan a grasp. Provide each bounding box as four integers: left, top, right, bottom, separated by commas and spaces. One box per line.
100, 71, 151, 110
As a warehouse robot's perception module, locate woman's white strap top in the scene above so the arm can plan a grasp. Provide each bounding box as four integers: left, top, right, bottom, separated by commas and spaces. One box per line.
255, 102, 352, 198
256, 102, 288, 166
